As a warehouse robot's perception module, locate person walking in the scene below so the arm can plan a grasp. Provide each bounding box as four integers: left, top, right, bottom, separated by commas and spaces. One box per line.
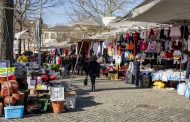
62, 56, 69, 76
87, 55, 100, 92
77, 55, 84, 74
132, 54, 141, 87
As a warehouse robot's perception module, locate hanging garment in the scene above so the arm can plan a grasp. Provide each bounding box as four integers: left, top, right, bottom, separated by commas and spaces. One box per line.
157, 55, 162, 64
160, 28, 166, 39
140, 30, 146, 39
181, 54, 188, 64
160, 51, 166, 59
172, 40, 182, 50
147, 41, 157, 52
164, 40, 171, 50
141, 52, 146, 61
125, 33, 130, 42
127, 41, 134, 51
170, 25, 181, 38
156, 42, 161, 54
165, 51, 173, 59
173, 50, 182, 64
133, 31, 138, 42
149, 29, 155, 39
140, 40, 148, 52
93, 42, 99, 54
114, 55, 122, 65
181, 26, 189, 40
102, 41, 109, 49
155, 29, 160, 40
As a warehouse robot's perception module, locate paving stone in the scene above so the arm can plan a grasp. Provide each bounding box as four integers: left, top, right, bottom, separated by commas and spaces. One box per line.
1, 75, 190, 122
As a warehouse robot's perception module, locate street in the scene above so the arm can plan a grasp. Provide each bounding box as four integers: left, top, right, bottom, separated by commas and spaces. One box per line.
1, 76, 190, 122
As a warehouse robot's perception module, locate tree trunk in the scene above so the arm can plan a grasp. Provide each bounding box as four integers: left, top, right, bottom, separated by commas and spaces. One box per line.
0, 0, 14, 65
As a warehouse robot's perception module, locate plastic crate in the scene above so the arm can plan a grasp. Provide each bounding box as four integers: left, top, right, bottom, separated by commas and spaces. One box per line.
4, 106, 24, 119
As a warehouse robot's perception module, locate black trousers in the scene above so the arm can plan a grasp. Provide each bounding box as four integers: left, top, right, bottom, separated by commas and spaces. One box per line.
90, 75, 96, 91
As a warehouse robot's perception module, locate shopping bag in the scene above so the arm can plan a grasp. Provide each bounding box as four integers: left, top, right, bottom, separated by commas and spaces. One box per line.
177, 83, 187, 96
185, 82, 190, 99
83, 76, 88, 86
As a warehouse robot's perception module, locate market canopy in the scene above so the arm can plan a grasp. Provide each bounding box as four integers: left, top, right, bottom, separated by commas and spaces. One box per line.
72, 17, 116, 27
51, 41, 72, 49
109, 20, 162, 29
15, 29, 33, 40
122, 0, 190, 23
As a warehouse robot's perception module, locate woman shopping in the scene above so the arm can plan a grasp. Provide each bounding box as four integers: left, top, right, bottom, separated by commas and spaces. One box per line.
87, 55, 100, 92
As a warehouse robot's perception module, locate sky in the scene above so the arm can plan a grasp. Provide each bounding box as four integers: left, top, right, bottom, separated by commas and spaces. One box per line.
42, 0, 144, 27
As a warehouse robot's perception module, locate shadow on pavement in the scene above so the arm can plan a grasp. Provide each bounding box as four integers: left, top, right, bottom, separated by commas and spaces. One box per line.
94, 87, 151, 92
71, 88, 103, 112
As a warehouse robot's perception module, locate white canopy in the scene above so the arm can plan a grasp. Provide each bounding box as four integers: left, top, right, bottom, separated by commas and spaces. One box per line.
73, 17, 116, 27
109, 20, 162, 29
123, 0, 190, 23
51, 41, 72, 49
15, 29, 33, 40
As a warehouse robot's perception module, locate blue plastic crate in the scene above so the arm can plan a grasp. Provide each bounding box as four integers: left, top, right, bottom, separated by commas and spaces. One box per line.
4, 106, 24, 119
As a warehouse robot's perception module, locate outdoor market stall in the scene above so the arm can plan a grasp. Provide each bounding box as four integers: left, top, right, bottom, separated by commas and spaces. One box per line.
120, 0, 190, 97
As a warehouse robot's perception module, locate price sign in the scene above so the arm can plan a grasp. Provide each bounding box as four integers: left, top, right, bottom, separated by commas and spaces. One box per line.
50, 87, 65, 101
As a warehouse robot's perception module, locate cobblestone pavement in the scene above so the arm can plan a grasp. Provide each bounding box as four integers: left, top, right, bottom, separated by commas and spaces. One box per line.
1, 75, 190, 122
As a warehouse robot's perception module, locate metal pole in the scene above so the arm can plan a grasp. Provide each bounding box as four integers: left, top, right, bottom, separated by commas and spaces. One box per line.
38, 0, 42, 66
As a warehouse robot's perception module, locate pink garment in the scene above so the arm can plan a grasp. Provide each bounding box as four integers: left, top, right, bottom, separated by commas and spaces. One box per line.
147, 41, 157, 52
170, 26, 181, 38
140, 41, 148, 52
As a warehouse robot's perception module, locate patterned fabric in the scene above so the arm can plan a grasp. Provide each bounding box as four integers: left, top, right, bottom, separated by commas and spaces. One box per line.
170, 26, 181, 38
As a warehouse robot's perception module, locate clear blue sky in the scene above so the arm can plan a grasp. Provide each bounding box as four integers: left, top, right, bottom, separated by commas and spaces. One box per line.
43, 0, 144, 27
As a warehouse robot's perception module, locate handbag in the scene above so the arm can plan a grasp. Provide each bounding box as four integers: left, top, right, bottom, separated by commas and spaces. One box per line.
83, 76, 88, 86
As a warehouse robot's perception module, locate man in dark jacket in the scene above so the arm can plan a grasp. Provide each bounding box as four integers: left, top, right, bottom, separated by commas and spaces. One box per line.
87, 55, 100, 92
133, 54, 141, 87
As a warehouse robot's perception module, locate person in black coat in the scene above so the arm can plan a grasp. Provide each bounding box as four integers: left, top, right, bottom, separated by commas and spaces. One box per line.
87, 55, 100, 92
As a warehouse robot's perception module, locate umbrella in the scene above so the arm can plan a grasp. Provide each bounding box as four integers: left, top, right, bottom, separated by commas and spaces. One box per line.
122, 0, 190, 23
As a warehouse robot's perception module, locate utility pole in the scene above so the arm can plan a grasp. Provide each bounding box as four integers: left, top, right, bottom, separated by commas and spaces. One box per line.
37, 0, 42, 66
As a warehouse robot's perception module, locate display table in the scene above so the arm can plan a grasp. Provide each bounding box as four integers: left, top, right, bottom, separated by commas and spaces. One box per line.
152, 69, 186, 82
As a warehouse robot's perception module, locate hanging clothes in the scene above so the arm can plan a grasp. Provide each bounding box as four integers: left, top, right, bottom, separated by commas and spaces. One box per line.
93, 42, 99, 54
155, 29, 160, 40
133, 31, 138, 42
147, 41, 157, 53
125, 33, 130, 42
172, 40, 182, 50
170, 24, 181, 38
181, 26, 189, 40
160, 28, 166, 39
149, 29, 155, 39
139, 40, 148, 52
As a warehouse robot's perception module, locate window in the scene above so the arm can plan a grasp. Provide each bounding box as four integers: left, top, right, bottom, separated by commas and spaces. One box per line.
51, 33, 56, 39
44, 33, 49, 39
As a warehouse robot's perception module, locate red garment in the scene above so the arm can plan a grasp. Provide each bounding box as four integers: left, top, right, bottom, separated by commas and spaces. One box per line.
140, 41, 148, 51
165, 51, 173, 59
125, 33, 130, 41
133, 31, 138, 42
149, 29, 155, 38
58, 58, 62, 65
172, 41, 182, 50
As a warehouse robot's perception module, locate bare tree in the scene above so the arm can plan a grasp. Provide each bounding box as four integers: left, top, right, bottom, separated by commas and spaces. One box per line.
63, 0, 139, 20
0, 0, 14, 64
60, 0, 140, 37
14, 0, 62, 55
